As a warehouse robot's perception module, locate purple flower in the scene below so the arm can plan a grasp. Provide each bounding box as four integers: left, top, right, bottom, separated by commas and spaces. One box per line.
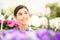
48, 30, 58, 40
35, 28, 50, 40
3, 29, 27, 40
35, 28, 59, 40
0, 37, 2, 40
54, 32, 60, 40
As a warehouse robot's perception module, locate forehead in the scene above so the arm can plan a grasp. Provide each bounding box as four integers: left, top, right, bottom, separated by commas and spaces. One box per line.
17, 8, 28, 13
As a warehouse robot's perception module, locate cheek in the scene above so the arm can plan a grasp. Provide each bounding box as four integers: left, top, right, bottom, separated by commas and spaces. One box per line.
16, 16, 22, 22
26, 15, 30, 19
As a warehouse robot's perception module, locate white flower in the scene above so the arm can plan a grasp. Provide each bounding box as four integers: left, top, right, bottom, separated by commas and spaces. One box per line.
30, 15, 40, 27
26, 32, 39, 40
39, 17, 48, 28
55, 18, 60, 29
0, 10, 1, 15
39, 7, 51, 17
5, 34, 13, 40
0, 15, 5, 20
49, 18, 59, 29
3, 4, 16, 16
7, 15, 13, 20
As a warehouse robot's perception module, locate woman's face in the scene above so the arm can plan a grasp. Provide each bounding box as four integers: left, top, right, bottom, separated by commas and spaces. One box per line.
16, 8, 30, 25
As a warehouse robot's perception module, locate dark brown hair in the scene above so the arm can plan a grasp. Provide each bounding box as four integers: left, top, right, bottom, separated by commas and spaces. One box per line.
14, 5, 29, 16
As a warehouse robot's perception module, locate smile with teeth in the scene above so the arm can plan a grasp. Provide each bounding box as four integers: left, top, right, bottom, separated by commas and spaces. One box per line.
22, 18, 27, 22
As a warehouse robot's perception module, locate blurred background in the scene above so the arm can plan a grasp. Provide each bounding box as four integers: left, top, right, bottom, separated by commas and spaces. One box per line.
0, 0, 60, 30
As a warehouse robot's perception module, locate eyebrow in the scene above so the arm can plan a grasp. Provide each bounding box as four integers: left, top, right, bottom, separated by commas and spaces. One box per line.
18, 12, 22, 14
25, 11, 28, 13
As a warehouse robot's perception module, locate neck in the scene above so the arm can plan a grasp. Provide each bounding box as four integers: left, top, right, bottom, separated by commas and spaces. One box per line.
19, 24, 28, 31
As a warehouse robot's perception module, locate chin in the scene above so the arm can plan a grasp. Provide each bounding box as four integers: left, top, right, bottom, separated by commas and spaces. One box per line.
22, 22, 28, 25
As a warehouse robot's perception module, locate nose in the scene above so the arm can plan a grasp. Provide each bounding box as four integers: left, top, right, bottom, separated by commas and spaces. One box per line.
22, 14, 26, 18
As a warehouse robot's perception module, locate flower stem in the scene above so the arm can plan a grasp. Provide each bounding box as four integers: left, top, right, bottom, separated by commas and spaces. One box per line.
1, 21, 3, 30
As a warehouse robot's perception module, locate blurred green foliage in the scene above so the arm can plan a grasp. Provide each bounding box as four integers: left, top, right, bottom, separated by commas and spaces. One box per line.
1, 9, 5, 15
1, 9, 9, 19
46, 3, 60, 19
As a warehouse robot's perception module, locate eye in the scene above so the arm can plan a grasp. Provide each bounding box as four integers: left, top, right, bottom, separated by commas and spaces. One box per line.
25, 13, 27, 14
19, 13, 22, 15
25, 11, 28, 14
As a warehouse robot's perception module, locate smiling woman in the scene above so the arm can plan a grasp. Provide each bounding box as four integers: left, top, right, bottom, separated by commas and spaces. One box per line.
14, 5, 33, 32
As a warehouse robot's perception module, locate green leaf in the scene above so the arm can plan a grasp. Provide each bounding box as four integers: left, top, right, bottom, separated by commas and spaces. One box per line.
5, 15, 9, 19
1, 9, 5, 15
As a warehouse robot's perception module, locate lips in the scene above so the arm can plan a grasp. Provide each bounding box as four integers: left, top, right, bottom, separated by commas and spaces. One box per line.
22, 18, 27, 22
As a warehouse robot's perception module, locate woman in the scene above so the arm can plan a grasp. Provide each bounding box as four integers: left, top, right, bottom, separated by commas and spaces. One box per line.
14, 5, 33, 32
0, 5, 33, 40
